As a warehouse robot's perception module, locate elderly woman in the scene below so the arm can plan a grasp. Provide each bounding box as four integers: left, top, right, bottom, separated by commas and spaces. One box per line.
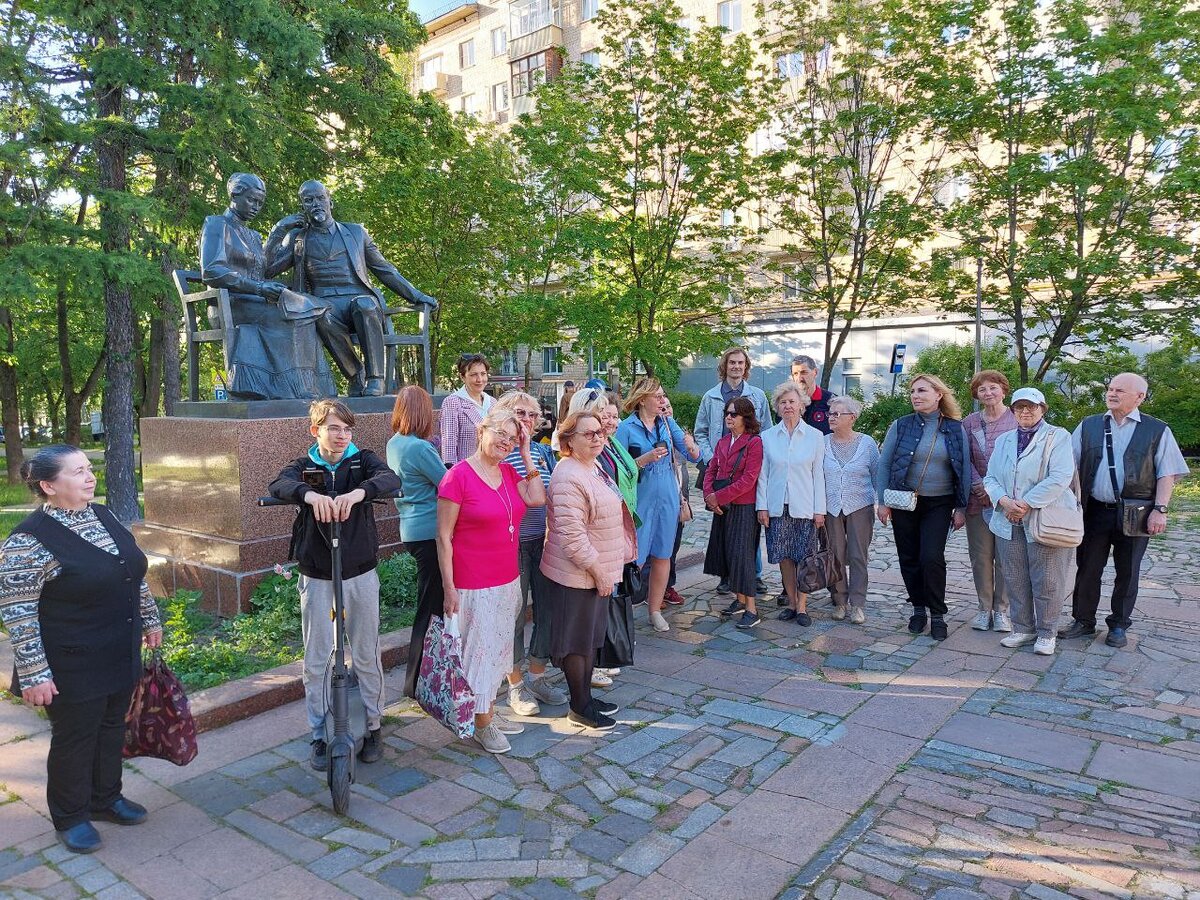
704, 396, 764, 629
439, 353, 495, 465
436, 407, 546, 755
199, 172, 335, 400
756, 382, 826, 626
876, 374, 972, 640
962, 370, 1017, 633
387, 386, 446, 699
823, 396, 880, 624
494, 391, 569, 715
0, 446, 162, 854
540, 412, 637, 731
615, 378, 701, 632
983, 388, 1077, 656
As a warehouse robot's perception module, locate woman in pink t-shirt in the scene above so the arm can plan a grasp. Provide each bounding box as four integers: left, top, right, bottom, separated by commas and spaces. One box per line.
436, 406, 546, 754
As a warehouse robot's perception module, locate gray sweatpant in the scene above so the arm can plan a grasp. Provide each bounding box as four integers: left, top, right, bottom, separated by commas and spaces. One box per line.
996, 525, 1075, 638
299, 570, 385, 740
827, 506, 874, 610
966, 512, 1009, 615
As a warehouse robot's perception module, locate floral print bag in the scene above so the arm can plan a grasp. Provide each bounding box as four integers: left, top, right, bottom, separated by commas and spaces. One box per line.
416, 615, 476, 739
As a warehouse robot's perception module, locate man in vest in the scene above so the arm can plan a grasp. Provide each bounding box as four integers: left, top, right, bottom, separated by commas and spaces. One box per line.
1062, 373, 1188, 648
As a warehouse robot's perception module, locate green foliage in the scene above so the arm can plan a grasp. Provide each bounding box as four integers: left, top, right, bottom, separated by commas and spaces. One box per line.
855, 392, 913, 442
909, 338, 1024, 415
667, 392, 703, 433
1143, 343, 1200, 453
159, 554, 419, 691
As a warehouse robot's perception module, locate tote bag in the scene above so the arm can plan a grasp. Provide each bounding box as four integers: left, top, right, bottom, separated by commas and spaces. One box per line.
123, 652, 198, 766
416, 615, 476, 739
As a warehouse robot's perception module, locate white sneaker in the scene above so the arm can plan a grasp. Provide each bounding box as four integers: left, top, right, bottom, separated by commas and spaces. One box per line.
971, 611, 992, 631
1000, 632, 1036, 648
992, 612, 1013, 633
591, 670, 613, 688
850, 607, 866, 625
1034, 636, 1056, 656
601, 668, 621, 677
831, 605, 847, 621
527, 675, 568, 706
492, 711, 525, 734
507, 682, 540, 717
474, 722, 511, 754
650, 612, 670, 632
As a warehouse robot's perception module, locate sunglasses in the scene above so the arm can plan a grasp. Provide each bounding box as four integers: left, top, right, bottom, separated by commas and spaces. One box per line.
724, 411, 742, 418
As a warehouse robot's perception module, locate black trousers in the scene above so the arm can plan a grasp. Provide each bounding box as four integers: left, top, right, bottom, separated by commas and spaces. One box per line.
403, 539, 445, 699
43, 685, 134, 830
890, 494, 955, 616
1071, 504, 1149, 630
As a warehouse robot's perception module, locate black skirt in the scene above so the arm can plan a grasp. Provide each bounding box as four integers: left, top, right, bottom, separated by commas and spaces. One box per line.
703, 502, 760, 597
545, 577, 609, 665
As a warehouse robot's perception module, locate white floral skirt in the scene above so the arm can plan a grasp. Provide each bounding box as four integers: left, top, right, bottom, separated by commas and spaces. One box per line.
458, 577, 522, 714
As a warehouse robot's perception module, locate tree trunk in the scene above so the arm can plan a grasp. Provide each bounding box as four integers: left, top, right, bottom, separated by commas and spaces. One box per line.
159, 256, 182, 416
142, 316, 164, 419
0, 307, 24, 483
44, 381, 62, 440
95, 27, 139, 523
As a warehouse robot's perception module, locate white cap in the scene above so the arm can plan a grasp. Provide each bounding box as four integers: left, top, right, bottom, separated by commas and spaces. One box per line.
1011, 387, 1046, 407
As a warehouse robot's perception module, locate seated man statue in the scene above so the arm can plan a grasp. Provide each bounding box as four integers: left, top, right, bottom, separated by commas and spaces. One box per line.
267, 180, 437, 397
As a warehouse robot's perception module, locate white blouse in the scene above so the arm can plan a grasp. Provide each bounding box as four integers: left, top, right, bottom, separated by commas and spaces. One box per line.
824, 433, 880, 516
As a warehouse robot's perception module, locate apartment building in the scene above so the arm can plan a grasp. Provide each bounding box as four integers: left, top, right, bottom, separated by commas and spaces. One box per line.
412, 0, 1012, 399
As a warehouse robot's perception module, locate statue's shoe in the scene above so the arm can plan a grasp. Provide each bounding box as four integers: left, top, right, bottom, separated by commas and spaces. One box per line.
362, 377, 385, 397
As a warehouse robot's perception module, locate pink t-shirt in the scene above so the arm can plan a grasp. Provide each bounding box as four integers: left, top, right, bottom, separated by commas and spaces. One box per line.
438, 460, 526, 589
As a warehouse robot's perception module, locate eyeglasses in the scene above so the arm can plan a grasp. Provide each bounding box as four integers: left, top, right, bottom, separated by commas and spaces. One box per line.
321, 425, 353, 435
827, 412, 852, 419
512, 408, 539, 419
573, 428, 606, 441
487, 427, 518, 446
724, 411, 741, 418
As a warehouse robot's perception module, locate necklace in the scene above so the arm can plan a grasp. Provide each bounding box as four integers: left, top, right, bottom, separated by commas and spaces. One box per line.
495, 477, 515, 541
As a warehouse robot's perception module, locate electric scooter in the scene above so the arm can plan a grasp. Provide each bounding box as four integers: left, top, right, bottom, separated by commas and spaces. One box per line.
258, 487, 400, 815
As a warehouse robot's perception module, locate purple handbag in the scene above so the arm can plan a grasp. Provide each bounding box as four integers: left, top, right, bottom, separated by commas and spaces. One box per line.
416, 615, 475, 739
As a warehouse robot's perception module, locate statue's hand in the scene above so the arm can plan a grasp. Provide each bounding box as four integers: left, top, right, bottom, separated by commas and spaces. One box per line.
271, 213, 305, 234
259, 281, 287, 301
421, 295, 438, 310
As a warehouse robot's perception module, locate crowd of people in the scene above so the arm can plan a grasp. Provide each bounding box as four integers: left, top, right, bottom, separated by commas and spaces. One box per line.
0, 350, 1187, 853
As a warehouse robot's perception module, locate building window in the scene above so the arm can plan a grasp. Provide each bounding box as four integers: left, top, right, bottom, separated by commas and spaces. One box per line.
492, 81, 510, 112
842, 357, 860, 374
511, 0, 560, 39
461, 93, 478, 117
816, 40, 832, 72
581, 50, 600, 68
459, 39, 475, 69
491, 27, 507, 56
941, 23, 971, 44
783, 269, 803, 298
593, 357, 608, 374
718, 1, 741, 32
542, 346, 563, 375
512, 51, 559, 97
418, 55, 442, 91
581, 0, 599, 21
500, 350, 519, 376
844, 374, 861, 395
776, 51, 803, 79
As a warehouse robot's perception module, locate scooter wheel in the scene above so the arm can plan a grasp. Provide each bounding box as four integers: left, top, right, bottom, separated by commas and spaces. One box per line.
330, 753, 351, 815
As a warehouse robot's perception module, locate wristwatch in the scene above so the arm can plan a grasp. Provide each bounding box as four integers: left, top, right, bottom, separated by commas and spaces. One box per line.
1153, 504, 1169, 513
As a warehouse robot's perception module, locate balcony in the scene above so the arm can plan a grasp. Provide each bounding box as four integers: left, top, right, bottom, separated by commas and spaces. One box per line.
418, 71, 460, 98
513, 94, 536, 117
509, 23, 562, 61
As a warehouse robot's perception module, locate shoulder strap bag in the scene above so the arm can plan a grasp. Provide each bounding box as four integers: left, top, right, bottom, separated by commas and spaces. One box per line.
1105, 418, 1152, 537
883, 418, 940, 512
1026, 430, 1084, 548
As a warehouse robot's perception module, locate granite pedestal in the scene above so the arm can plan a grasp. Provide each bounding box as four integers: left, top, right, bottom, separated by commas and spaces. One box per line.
135, 398, 403, 617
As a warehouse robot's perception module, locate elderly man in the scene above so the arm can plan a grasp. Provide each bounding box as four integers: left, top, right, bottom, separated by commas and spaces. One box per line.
694, 347, 772, 595
791, 355, 835, 435
1061, 373, 1188, 648
267, 181, 437, 397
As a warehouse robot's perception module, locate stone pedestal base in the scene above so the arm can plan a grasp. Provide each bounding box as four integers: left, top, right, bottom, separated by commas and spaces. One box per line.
136, 405, 400, 617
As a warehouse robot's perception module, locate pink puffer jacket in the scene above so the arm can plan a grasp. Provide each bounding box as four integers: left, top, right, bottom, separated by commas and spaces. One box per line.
540, 457, 637, 591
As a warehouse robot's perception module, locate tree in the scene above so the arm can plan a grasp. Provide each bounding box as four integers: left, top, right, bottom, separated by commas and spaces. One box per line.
943, 0, 1200, 382
909, 337, 1023, 413
524, 0, 767, 384
757, 0, 972, 390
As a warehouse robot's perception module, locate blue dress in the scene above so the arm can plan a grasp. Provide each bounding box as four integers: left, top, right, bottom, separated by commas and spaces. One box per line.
615, 414, 698, 564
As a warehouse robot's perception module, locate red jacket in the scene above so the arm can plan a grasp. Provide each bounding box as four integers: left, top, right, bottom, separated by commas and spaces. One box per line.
702, 433, 763, 507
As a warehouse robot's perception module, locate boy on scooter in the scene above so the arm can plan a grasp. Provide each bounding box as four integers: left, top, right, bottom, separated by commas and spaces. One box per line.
269, 399, 401, 771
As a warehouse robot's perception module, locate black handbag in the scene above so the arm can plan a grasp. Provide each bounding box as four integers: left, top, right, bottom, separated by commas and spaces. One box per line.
797, 526, 843, 594
1104, 419, 1152, 537
618, 561, 643, 599
598, 592, 635, 668
711, 439, 750, 492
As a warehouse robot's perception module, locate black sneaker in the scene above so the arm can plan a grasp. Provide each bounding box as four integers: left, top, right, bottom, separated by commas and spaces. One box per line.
593, 699, 620, 716
775, 593, 789, 607
309, 738, 328, 771
718, 599, 745, 619
908, 612, 928, 634
735, 610, 761, 629
777, 608, 797, 621
930, 618, 948, 641
716, 579, 731, 595
568, 705, 616, 732
795, 612, 812, 627
358, 728, 382, 763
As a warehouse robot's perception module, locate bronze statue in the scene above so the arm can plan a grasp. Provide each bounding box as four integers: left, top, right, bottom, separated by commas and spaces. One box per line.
266, 181, 438, 397
199, 173, 337, 400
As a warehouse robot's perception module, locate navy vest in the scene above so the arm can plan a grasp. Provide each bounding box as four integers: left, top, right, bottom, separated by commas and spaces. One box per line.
887, 414, 970, 508
8, 504, 147, 701
1078, 413, 1167, 511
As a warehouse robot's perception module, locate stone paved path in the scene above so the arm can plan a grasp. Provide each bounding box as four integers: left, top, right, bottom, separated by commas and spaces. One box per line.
2, 498, 1199, 899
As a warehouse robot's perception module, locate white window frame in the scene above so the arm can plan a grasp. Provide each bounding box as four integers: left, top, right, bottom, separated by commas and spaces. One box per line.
418, 55, 443, 91
491, 27, 507, 57
459, 39, 475, 69
581, 50, 600, 68
542, 346, 563, 375
500, 350, 519, 376
492, 81, 510, 113
718, 1, 741, 32
581, 0, 599, 22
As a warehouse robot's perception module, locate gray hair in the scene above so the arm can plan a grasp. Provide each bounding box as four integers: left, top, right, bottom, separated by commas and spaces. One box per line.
772, 381, 810, 411
792, 355, 819, 371
227, 172, 265, 198
829, 395, 862, 416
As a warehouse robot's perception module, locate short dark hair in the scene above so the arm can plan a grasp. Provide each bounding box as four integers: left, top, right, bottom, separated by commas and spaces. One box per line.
21, 444, 84, 500
724, 396, 762, 435
310, 398, 355, 428
457, 353, 490, 377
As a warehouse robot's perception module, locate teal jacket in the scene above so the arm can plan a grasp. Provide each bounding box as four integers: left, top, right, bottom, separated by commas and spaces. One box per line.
385, 433, 446, 543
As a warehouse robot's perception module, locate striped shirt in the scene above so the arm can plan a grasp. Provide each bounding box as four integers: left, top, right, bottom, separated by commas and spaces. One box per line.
0, 505, 161, 691
503, 443, 555, 540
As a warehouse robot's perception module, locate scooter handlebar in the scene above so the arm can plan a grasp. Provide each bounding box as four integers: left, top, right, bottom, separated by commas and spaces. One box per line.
256, 489, 401, 508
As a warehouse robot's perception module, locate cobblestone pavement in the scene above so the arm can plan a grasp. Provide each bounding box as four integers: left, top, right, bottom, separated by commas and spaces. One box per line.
2, 497, 1199, 899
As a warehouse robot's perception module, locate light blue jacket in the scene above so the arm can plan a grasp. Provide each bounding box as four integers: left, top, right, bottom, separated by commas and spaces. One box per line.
694, 381, 772, 463
982, 424, 1076, 542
